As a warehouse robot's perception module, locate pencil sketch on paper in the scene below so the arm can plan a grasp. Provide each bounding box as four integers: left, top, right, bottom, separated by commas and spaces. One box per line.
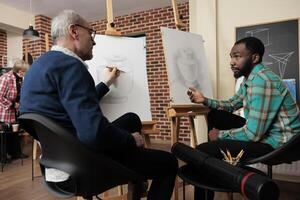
92, 54, 134, 104
86, 35, 152, 121
175, 47, 201, 89
161, 27, 213, 104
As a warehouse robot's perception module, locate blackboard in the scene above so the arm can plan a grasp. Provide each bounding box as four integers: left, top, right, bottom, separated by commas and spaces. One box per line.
236, 19, 299, 104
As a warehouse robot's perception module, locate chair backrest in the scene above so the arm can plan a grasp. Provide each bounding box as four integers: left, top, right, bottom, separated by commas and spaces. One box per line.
19, 113, 144, 198
244, 133, 300, 165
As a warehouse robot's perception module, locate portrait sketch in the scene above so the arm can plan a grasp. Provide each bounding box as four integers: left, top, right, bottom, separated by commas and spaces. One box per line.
161, 27, 213, 104
86, 35, 152, 121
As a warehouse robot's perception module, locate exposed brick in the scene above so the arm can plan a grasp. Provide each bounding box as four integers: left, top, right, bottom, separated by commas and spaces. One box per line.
0, 29, 7, 68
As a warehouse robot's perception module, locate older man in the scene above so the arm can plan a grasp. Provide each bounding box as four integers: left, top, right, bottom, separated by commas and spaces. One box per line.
20, 10, 177, 200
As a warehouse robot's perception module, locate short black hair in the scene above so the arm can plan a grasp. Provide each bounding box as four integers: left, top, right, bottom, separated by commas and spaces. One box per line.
235, 37, 265, 63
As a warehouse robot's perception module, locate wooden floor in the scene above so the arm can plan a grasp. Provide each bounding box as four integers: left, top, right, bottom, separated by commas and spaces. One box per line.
1, 139, 300, 200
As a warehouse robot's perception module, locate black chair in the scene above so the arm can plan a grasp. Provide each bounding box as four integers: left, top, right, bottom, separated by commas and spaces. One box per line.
19, 113, 145, 200
241, 133, 300, 178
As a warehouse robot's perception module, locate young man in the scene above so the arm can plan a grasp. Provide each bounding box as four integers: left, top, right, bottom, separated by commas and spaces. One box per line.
20, 10, 177, 200
187, 37, 300, 199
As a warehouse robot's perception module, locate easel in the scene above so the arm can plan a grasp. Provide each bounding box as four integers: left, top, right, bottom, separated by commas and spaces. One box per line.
171, 0, 185, 30
105, 0, 121, 36
166, 1, 210, 200
166, 104, 210, 200
24, 46, 29, 64
103, 0, 159, 147
31, 33, 50, 181
45, 33, 50, 51
166, 104, 210, 147
84, 1, 158, 200
141, 121, 160, 147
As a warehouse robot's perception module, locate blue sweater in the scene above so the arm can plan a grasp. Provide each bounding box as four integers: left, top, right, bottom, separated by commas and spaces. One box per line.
20, 51, 136, 151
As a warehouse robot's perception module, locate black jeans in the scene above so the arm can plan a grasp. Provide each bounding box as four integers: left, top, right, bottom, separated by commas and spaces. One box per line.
194, 109, 274, 200
106, 112, 178, 200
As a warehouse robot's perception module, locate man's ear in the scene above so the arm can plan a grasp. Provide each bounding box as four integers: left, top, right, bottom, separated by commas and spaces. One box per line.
252, 53, 260, 64
68, 24, 79, 40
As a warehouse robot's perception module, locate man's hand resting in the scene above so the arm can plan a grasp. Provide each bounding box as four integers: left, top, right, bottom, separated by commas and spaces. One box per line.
208, 128, 220, 141
132, 132, 145, 147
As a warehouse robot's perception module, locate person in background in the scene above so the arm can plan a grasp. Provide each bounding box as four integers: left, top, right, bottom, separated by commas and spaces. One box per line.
187, 37, 300, 199
0, 59, 29, 160
20, 10, 178, 200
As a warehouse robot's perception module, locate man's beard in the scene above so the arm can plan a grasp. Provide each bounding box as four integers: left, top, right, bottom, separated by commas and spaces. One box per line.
233, 57, 254, 79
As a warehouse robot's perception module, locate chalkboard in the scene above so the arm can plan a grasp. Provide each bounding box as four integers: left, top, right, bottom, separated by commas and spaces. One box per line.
236, 19, 299, 104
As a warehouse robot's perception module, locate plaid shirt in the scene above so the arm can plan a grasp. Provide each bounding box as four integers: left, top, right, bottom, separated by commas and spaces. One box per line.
0, 70, 18, 123
207, 64, 300, 148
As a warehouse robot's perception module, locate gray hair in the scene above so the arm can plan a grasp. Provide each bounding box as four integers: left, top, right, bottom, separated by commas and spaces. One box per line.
51, 10, 85, 41
12, 59, 29, 73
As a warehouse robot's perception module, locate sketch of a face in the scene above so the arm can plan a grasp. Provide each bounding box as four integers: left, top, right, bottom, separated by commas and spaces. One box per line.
101, 54, 134, 103
175, 48, 199, 88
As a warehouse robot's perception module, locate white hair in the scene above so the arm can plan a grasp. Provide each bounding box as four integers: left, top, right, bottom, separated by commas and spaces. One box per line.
51, 10, 85, 41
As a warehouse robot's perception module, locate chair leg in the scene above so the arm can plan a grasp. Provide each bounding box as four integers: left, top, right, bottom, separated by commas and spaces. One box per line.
182, 180, 186, 200
32, 139, 39, 181
32, 140, 35, 180
267, 165, 273, 179
33, 139, 38, 160
205, 189, 209, 200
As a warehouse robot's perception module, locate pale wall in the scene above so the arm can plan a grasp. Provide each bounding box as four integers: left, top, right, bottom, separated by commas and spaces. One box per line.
0, 3, 34, 33
190, 0, 300, 99
7, 32, 23, 65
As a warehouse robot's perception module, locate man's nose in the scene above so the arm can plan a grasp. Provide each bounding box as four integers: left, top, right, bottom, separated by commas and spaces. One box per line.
230, 59, 235, 66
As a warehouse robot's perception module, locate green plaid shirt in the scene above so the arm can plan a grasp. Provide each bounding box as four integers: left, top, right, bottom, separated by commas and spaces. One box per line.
207, 64, 300, 148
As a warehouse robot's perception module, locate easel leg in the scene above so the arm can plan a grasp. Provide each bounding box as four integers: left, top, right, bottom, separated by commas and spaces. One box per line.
171, 117, 180, 145
171, 117, 180, 200
188, 116, 197, 148
143, 134, 151, 148
172, 176, 179, 200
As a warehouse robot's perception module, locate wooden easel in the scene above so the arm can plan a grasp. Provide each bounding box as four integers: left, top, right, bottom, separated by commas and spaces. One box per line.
166, 104, 210, 147
45, 33, 50, 51
141, 121, 160, 147
166, 104, 210, 200
171, 0, 185, 29
24, 46, 29, 64
105, 0, 121, 36
31, 33, 51, 180
167, 1, 209, 200
91, 1, 158, 200
103, 0, 159, 146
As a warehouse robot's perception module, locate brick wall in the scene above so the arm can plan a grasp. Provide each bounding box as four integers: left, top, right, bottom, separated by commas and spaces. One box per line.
0, 29, 7, 68
19, 2, 191, 142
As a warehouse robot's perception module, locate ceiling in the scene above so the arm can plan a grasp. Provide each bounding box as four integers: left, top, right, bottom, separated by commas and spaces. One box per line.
0, 0, 188, 21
